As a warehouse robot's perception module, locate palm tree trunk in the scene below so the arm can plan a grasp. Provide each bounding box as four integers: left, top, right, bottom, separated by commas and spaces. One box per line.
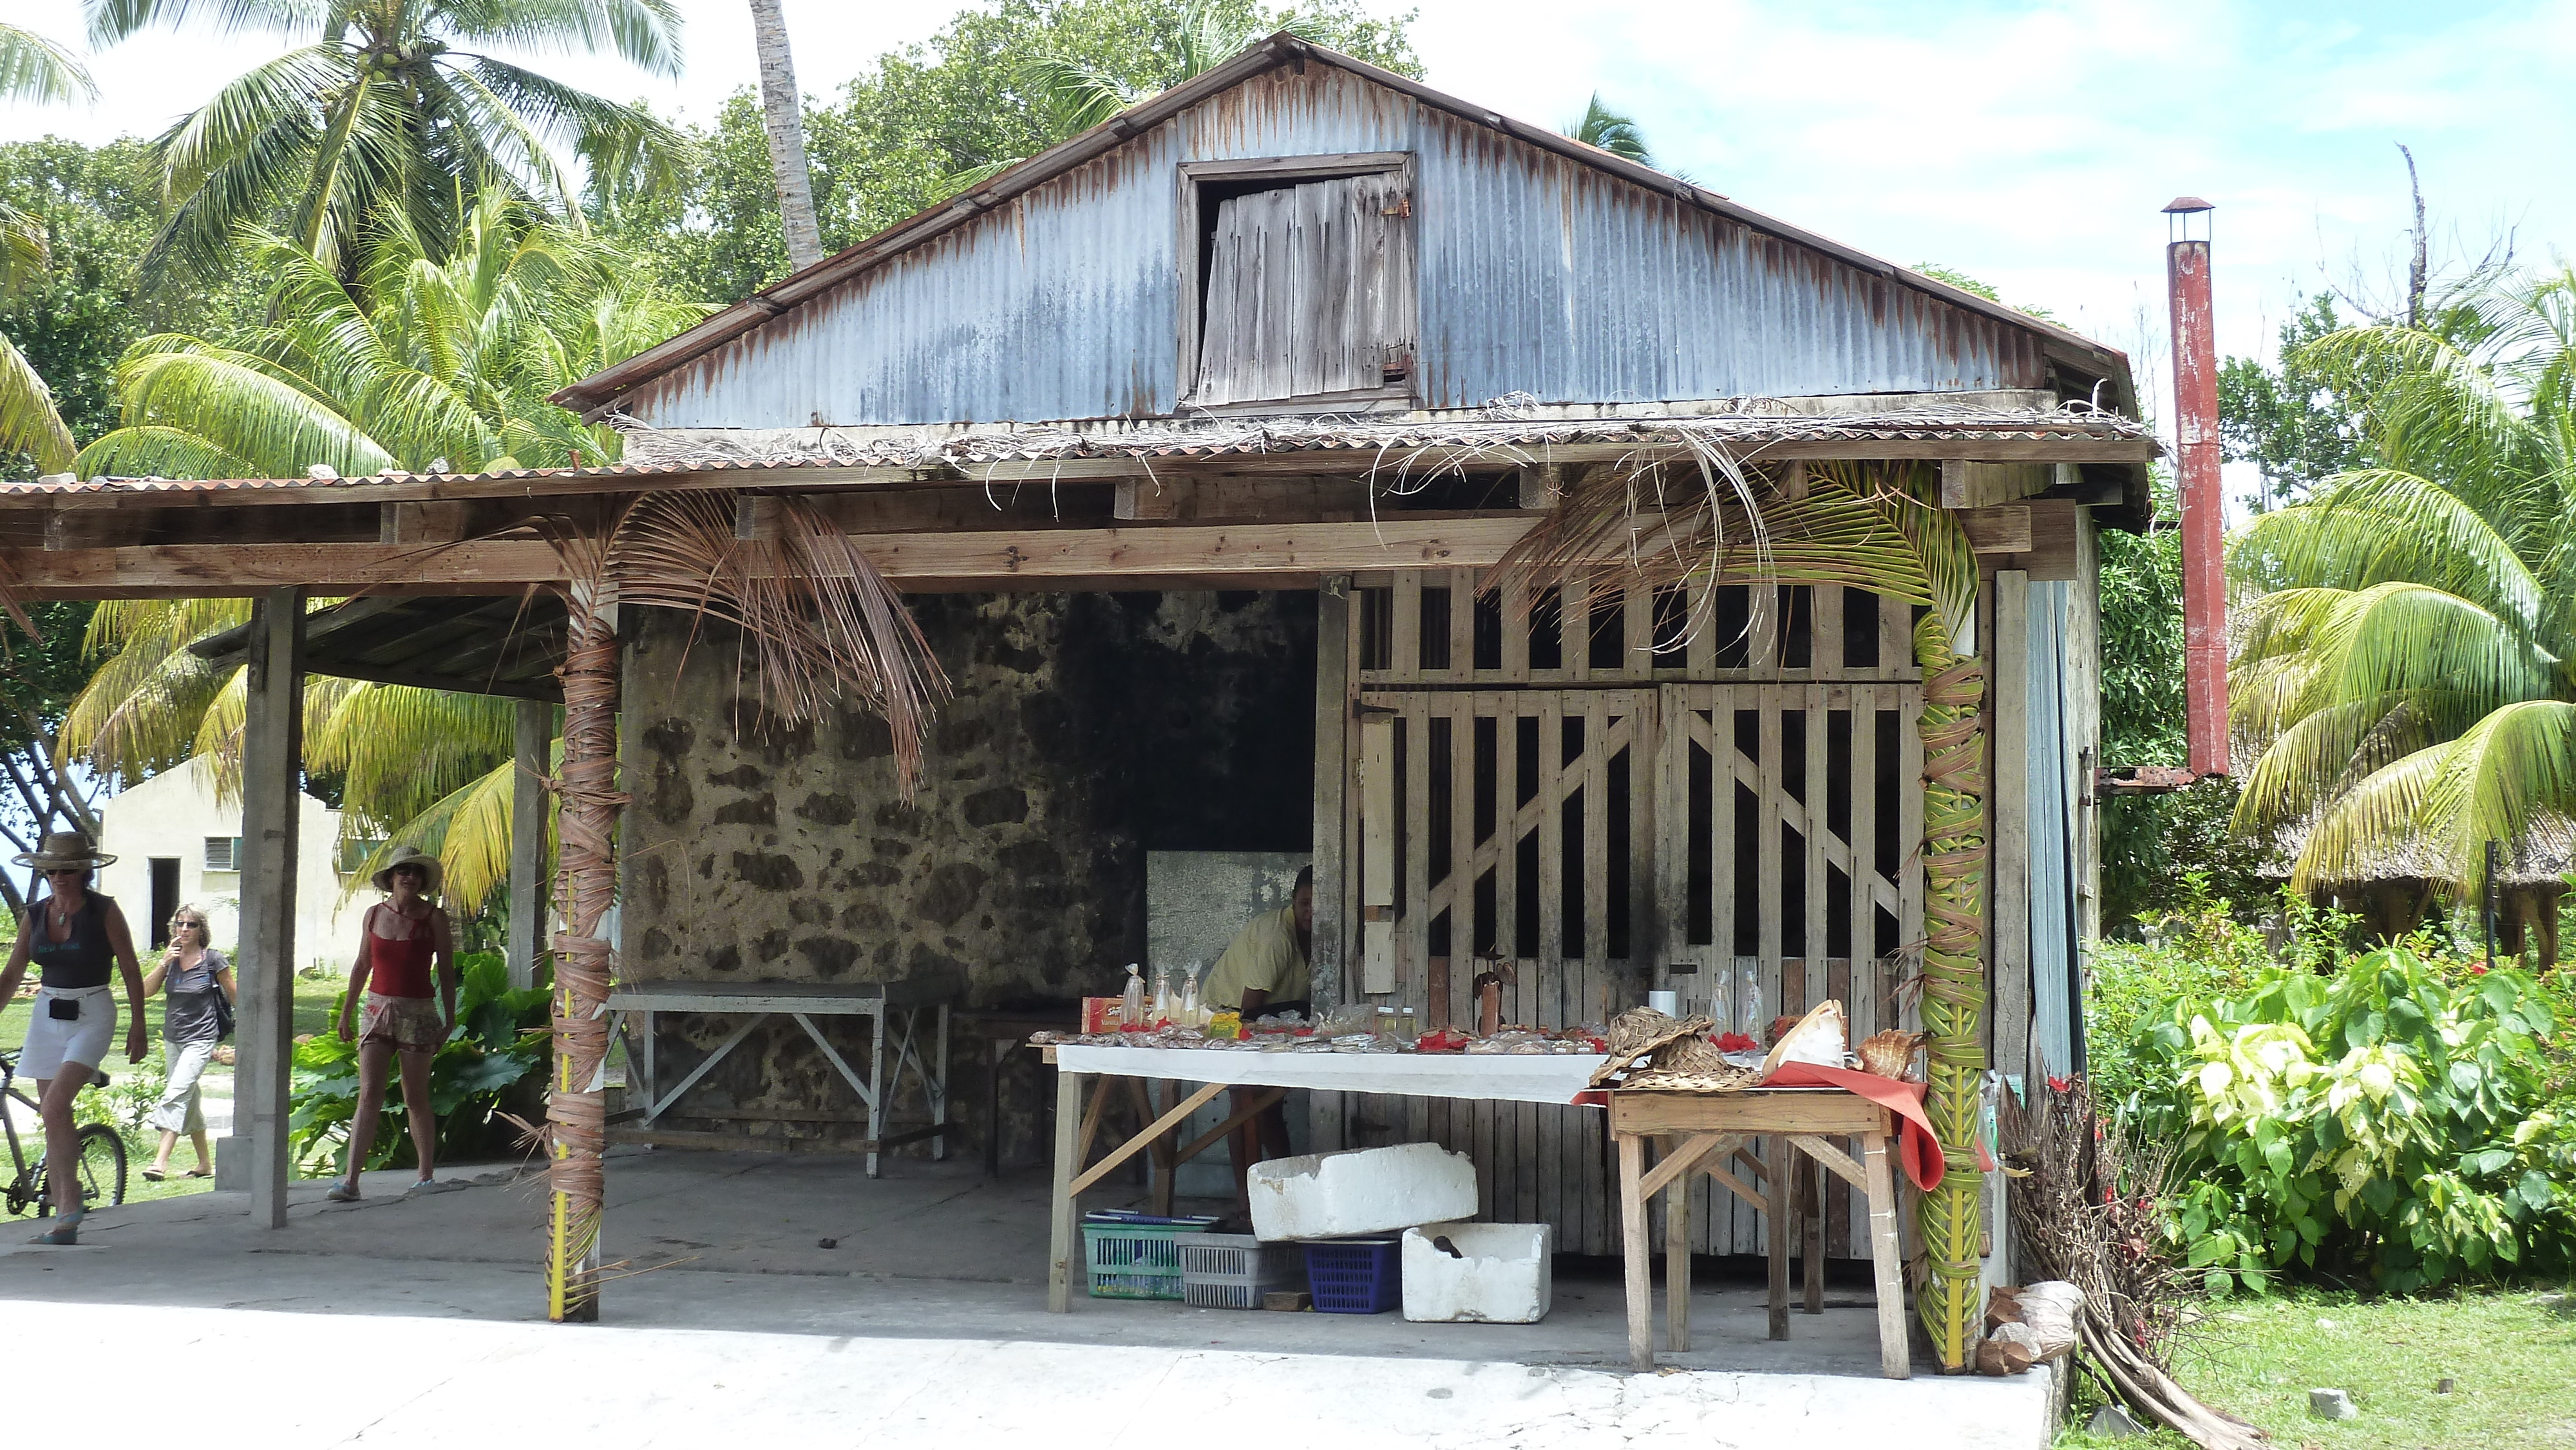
748, 0, 825, 274
545, 585, 623, 1321
1912, 616, 1989, 1371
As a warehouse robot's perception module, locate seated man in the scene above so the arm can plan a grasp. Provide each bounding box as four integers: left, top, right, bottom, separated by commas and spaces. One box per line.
1201, 866, 1312, 1205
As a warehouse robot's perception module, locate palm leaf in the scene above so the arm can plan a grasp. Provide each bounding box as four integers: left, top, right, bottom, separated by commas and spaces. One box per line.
1570, 93, 1651, 165
0, 331, 75, 474
2234, 468, 2545, 634
0, 23, 97, 106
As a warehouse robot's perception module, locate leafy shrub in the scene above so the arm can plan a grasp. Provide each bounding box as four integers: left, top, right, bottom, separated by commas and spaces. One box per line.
287, 950, 548, 1175
2122, 945, 2573, 1294
2085, 874, 2345, 1104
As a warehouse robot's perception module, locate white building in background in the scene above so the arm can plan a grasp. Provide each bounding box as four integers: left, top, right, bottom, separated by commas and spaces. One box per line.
93, 755, 374, 975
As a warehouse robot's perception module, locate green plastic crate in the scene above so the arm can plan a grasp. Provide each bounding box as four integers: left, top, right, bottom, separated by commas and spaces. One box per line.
1081, 1213, 1218, 1300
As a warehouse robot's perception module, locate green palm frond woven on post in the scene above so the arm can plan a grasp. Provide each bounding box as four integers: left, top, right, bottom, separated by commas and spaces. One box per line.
1491, 453, 1988, 1370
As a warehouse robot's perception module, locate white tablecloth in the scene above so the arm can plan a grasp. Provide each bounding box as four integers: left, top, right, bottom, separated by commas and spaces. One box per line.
1051, 1044, 1609, 1106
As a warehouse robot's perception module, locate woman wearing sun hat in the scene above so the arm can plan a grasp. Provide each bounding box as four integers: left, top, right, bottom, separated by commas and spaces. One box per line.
0, 831, 147, 1244
327, 843, 458, 1201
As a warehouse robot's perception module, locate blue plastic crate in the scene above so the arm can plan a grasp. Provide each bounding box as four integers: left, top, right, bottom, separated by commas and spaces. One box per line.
1080, 1212, 1219, 1300
1302, 1238, 1402, 1314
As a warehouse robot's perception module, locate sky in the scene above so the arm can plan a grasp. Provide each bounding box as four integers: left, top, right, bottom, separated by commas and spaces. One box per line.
5, 0, 2571, 412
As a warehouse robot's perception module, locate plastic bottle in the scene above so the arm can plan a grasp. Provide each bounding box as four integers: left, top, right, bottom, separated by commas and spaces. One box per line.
1181, 969, 1202, 1026
1707, 977, 1733, 1037
1151, 967, 1175, 1025
1121, 963, 1146, 1030
1737, 965, 1765, 1042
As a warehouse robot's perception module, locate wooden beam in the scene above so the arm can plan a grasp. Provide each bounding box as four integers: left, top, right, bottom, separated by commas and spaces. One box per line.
379, 500, 471, 545
1941, 460, 2052, 509
2, 516, 1540, 597
1959, 505, 2033, 554
507, 699, 551, 990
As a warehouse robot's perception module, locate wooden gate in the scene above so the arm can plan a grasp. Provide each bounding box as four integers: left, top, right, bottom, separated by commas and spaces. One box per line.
1334, 568, 1926, 1257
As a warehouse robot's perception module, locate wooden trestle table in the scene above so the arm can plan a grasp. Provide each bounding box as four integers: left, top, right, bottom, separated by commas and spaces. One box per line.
1610, 1088, 1911, 1378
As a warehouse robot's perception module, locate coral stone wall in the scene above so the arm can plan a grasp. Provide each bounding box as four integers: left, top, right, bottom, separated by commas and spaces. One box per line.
618, 590, 1316, 1162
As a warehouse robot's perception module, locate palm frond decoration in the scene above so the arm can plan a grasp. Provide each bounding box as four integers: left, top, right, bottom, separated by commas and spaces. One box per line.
1487, 453, 1989, 1368
529, 488, 947, 1321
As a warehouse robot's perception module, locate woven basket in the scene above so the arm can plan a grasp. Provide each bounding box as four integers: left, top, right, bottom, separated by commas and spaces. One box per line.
1619, 1064, 1759, 1093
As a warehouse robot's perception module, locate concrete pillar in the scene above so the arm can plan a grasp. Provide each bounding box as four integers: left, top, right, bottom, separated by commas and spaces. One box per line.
1305, 576, 1350, 1153
507, 698, 550, 990
218, 587, 303, 1225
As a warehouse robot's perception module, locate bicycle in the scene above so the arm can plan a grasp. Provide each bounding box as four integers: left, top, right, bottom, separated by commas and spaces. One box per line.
1, 1048, 129, 1218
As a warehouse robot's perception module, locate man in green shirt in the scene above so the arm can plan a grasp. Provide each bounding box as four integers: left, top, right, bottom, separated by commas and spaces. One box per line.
1204, 867, 1312, 1205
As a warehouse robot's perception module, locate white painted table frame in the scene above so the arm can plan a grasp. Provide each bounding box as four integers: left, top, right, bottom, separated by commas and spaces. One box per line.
607, 981, 952, 1177
1038, 1044, 1607, 1314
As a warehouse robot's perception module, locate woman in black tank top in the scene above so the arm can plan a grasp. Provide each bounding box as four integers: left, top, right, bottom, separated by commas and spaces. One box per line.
2, 832, 146, 1243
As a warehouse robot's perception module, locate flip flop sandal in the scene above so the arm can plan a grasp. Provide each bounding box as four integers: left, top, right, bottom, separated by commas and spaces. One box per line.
30, 1210, 83, 1246
183, 1169, 214, 1179
325, 1182, 362, 1203
141, 1167, 167, 1182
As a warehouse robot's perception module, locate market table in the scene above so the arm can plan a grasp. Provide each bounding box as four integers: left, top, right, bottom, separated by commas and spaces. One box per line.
1610, 1085, 1911, 1379
1037, 1043, 1607, 1313
605, 979, 952, 1177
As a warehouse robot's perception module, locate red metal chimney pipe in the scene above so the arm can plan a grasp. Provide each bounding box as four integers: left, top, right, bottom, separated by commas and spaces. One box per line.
2164, 197, 2229, 779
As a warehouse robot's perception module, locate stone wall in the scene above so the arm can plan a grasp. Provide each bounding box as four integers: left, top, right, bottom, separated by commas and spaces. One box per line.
618, 590, 1316, 1163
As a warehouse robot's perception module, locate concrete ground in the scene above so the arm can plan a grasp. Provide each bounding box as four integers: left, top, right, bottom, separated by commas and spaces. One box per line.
0, 1151, 2053, 1447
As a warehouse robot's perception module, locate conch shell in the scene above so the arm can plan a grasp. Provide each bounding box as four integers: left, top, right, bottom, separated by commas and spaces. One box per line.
1857, 1028, 1927, 1080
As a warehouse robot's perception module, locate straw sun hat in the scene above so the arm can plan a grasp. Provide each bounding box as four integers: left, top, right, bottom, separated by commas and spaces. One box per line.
370, 843, 444, 895
14, 830, 115, 871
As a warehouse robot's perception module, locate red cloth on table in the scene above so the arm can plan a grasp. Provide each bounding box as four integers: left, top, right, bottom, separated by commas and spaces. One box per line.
1761, 1062, 1992, 1192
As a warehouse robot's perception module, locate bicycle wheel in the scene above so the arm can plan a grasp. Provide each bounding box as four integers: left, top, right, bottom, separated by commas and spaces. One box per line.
35, 1125, 128, 1216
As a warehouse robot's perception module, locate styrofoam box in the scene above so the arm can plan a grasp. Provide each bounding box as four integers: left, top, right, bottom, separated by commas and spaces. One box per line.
1247, 1142, 1477, 1242
1401, 1222, 1553, 1324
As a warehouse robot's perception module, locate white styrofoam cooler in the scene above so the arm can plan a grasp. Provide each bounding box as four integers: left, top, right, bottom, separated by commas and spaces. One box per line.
1401, 1222, 1553, 1324
1247, 1142, 1477, 1241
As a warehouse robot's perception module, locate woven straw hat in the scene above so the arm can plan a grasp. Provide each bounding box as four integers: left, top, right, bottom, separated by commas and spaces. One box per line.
1588, 1007, 1717, 1088
14, 830, 114, 871
370, 843, 444, 896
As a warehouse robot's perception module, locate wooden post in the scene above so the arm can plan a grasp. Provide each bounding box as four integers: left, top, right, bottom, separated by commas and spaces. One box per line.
545, 587, 618, 1323
1620, 1130, 1652, 1370
507, 698, 549, 990
1049, 1066, 1084, 1313
1993, 570, 2032, 1091
1862, 1130, 1913, 1379
1766, 1132, 1792, 1340
1309, 576, 1350, 1151
231, 587, 303, 1227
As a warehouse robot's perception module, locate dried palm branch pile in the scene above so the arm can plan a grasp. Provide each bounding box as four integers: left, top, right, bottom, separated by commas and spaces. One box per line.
2002, 1079, 2266, 1450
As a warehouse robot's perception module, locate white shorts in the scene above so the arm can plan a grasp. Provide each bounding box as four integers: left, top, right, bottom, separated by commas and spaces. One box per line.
18, 984, 116, 1082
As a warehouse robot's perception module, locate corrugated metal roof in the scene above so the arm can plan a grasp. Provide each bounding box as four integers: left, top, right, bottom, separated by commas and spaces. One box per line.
5, 406, 2154, 498
556, 36, 2129, 426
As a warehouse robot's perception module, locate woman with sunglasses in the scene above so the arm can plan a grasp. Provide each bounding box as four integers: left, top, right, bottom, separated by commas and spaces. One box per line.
139, 905, 234, 1182
328, 845, 457, 1201
0, 831, 146, 1244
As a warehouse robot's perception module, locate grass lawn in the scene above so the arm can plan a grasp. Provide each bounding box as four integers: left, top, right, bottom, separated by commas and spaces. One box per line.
2055, 1286, 2576, 1447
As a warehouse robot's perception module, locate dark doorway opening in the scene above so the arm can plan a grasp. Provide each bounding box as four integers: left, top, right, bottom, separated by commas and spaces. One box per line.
149, 857, 180, 950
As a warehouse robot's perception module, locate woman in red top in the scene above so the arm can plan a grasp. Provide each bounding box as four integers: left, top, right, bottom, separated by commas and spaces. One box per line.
328, 845, 458, 1201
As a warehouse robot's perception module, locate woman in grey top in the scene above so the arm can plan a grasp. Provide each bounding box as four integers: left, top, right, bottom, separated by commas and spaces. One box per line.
140, 906, 234, 1182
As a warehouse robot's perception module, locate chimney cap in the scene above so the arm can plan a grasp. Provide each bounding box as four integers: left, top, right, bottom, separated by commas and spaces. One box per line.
2161, 196, 2216, 214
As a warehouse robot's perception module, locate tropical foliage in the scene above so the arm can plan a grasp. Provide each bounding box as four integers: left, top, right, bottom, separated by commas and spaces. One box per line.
607, 0, 1421, 303
0, 22, 97, 475
2120, 943, 2574, 1294
2228, 265, 2576, 896
90, 0, 687, 284
1567, 93, 1650, 165
80, 191, 698, 478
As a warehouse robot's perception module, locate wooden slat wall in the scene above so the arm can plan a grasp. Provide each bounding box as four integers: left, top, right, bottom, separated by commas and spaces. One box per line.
1195, 173, 1414, 406
1338, 570, 1926, 1257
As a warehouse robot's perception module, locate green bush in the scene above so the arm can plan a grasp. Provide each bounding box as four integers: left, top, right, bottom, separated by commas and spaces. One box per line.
2121, 945, 2573, 1294
287, 950, 549, 1175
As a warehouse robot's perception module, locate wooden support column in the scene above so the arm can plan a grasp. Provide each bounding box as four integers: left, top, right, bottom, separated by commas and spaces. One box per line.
225, 587, 303, 1227
1308, 576, 1351, 1152
507, 699, 551, 990
1991, 570, 2032, 1089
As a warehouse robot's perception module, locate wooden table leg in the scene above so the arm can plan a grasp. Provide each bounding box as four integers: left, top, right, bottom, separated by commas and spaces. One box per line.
1048, 1068, 1084, 1313
1151, 1079, 1176, 1217
1862, 1129, 1911, 1379
1664, 1138, 1692, 1351
1766, 1133, 1791, 1341
1619, 1131, 1653, 1371
1803, 1153, 1825, 1314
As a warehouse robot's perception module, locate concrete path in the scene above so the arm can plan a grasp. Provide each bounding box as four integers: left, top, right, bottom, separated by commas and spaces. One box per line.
1, 1153, 2054, 1447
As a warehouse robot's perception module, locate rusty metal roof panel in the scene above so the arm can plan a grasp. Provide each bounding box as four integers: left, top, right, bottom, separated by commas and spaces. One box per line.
612, 59, 2072, 433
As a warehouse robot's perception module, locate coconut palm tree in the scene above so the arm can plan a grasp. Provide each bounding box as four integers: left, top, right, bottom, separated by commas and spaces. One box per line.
1492, 451, 1990, 1368
2228, 265, 2576, 901
86, 0, 688, 284
746, 0, 822, 273
61, 196, 701, 901
0, 21, 95, 474
1567, 93, 1650, 165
